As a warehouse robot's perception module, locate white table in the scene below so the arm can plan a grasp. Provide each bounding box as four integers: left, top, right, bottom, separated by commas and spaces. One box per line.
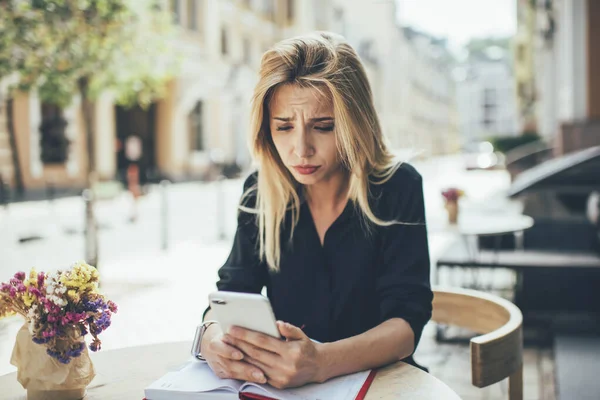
0, 341, 462, 399
449, 214, 535, 262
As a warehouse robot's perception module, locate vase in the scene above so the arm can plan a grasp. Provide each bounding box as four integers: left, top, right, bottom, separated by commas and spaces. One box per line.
445, 201, 459, 224
10, 324, 95, 400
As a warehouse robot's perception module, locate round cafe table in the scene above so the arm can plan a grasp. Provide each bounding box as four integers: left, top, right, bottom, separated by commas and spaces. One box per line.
0, 342, 461, 399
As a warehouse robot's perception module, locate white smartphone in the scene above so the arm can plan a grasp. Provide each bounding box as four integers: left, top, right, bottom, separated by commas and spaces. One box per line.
208, 291, 281, 338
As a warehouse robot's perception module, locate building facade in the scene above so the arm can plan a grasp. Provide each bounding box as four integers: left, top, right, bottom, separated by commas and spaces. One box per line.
514, 0, 538, 133
0, 0, 332, 192
398, 28, 460, 157
330, 0, 459, 158
533, 0, 600, 155
455, 48, 520, 147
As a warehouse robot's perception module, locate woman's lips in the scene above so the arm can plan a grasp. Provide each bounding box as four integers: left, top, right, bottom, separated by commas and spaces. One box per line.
293, 166, 320, 175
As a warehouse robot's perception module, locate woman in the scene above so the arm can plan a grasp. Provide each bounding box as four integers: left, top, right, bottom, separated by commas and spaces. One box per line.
200, 31, 432, 389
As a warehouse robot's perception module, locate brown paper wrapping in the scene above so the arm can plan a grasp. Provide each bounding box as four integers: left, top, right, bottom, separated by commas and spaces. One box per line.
10, 324, 96, 400
445, 201, 459, 224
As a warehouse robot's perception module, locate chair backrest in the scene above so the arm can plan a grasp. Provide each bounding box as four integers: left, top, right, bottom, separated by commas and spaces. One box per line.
432, 287, 523, 400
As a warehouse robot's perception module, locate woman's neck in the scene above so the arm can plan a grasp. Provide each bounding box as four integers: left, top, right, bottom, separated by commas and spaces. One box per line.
303, 168, 350, 211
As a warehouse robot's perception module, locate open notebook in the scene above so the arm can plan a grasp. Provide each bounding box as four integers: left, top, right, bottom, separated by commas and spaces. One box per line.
144, 359, 376, 400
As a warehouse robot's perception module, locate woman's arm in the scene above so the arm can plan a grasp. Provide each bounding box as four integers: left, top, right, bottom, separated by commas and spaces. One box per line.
316, 317, 414, 381
224, 318, 414, 388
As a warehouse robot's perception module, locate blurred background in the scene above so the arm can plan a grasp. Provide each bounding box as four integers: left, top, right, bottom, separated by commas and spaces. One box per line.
1, 1, 599, 399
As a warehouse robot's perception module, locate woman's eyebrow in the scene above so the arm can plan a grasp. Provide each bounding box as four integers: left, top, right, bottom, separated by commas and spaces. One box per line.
272, 117, 334, 122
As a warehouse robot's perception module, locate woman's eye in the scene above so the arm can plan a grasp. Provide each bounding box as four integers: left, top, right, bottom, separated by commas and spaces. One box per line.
276, 126, 292, 131
315, 125, 334, 132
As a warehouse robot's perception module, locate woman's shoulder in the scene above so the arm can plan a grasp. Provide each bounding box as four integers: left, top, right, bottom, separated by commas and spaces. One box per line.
369, 162, 424, 218
242, 170, 259, 190
372, 162, 423, 196
238, 171, 259, 211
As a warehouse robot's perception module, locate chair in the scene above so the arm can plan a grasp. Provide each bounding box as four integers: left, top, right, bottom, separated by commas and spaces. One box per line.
432, 287, 524, 400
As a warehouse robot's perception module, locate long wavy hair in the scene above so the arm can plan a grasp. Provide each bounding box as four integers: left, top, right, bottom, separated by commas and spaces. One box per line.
245, 31, 400, 271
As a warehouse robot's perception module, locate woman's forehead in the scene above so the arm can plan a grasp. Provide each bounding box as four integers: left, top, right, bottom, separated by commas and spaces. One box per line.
269, 84, 333, 117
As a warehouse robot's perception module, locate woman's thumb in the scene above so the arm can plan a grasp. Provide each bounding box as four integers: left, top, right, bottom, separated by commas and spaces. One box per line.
277, 321, 305, 340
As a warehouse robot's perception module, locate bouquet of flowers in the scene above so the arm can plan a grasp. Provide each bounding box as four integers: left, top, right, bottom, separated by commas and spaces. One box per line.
441, 188, 465, 204
0, 261, 117, 364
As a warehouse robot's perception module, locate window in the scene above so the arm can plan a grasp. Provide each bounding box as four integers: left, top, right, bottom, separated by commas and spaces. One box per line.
187, 0, 197, 30
171, 0, 181, 24
221, 27, 228, 56
264, 0, 275, 21
483, 88, 496, 106
517, 44, 525, 62
39, 103, 69, 164
287, 0, 294, 21
188, 101, 204, 151
243, 38, 252, 65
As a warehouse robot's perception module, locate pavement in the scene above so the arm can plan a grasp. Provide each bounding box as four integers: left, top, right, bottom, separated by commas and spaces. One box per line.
0, 155, 555, 399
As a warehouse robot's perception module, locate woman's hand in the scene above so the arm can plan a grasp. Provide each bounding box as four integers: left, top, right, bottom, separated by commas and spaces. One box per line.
202, 329, 269, 384
223, 321, 326, 389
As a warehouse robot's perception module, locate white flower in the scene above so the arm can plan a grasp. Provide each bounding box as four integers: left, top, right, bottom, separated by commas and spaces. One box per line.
28, 320, 35, 335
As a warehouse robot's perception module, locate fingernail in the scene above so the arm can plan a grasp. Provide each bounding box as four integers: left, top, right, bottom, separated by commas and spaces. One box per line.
233, 351, 243, 360
252, 371, 264, 381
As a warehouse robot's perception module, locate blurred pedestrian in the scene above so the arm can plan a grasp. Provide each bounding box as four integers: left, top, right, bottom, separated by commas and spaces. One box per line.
125, 135, 142, 223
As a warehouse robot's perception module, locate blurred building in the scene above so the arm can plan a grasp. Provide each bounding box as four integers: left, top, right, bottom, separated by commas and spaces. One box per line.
0, 0, 333, 192
454, 43, 519, 147
398, 28, 460, 156
533, 0, 600, 155
331, 0, 459, 158
514, 0, 538, 133
105, 0, 334, 183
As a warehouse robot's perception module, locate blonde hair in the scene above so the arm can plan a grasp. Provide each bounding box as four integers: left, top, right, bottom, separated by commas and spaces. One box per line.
245, 31, 400, 271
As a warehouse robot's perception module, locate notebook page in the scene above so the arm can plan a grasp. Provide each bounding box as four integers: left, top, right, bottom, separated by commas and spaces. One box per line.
240, 369, 371, 400
146, 360, 242, 394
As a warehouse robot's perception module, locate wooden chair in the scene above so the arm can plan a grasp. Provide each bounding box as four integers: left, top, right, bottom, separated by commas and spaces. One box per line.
432, 287, 523, 400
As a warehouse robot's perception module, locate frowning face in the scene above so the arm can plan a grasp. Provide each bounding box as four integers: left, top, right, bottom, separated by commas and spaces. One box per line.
269, 84, 342, 186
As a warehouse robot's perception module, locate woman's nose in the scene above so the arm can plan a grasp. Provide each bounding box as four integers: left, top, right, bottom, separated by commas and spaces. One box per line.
294, 130, 314, 159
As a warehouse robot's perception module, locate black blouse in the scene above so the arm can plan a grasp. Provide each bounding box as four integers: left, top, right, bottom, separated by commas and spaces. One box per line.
211, 163, 433, 363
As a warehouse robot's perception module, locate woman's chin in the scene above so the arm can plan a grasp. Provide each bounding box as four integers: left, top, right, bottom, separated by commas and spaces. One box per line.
291, 171, 321, 185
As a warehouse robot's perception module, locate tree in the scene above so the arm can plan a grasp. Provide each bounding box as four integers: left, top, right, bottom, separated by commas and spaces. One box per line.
0, 2, 42, 195
0, 0, 179, 266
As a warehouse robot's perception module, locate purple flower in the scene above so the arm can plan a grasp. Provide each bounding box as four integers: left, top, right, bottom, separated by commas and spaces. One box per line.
8, 287, 16, 298
107, 301, 118, 313
9, 278, 20, 286
16, 284, 26, 293
0, 283, 10, 292
37, 273, 45, 288
94, 311, 112, 334
28, 287, 42, 297
32, 336, 51, 344
89, 341, 100, 352
80, 298, 104, 312
14, 272, 26, 281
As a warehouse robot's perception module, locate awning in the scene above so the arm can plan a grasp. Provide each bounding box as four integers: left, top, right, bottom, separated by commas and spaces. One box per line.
508, 146, 600, 197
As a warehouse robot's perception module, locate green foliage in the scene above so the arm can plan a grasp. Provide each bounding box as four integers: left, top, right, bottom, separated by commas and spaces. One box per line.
489, 132, 541, 154
0, 0, 179, 108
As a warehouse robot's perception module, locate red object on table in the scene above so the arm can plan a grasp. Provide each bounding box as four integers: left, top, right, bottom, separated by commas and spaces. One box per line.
238, 370, 378, 400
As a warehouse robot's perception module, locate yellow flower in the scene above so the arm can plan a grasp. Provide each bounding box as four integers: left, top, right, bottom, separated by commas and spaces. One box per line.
22, 293, 35, 307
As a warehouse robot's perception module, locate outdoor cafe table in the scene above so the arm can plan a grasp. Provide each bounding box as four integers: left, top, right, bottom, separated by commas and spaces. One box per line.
0, 341, 462, 399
